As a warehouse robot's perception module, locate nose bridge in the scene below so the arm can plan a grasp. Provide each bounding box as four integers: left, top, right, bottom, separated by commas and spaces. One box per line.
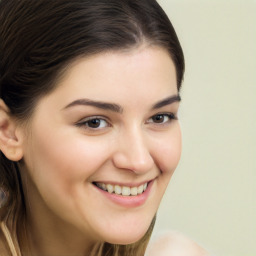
112, 124, 154, 174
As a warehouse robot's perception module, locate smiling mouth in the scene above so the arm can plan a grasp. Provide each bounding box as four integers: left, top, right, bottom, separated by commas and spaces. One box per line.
93, 182, 148, 196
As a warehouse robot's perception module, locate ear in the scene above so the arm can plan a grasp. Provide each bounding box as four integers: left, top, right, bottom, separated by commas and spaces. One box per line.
0, 99, 24, 161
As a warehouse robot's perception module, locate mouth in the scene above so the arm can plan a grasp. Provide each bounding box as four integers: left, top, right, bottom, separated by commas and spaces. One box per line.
92, 182, 148, 197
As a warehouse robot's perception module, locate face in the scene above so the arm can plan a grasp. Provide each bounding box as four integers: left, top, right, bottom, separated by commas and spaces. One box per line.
20, 46, 182, 245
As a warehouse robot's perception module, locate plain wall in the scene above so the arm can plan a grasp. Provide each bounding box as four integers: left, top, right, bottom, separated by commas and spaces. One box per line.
154, 1, 256, 256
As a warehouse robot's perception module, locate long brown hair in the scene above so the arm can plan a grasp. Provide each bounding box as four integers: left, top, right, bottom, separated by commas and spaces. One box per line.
0, 0, 184, 255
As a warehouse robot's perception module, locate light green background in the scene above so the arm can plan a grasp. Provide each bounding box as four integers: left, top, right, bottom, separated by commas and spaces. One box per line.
154, 1, 256, 256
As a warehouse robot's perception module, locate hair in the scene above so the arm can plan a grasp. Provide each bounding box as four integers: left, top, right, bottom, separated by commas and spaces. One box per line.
0, 0, 184, 255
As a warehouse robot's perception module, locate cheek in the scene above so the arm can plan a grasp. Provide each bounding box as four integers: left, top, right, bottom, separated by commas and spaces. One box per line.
23, 132, 112, 222
153, 125, 182, 174
25, 131, 111, 192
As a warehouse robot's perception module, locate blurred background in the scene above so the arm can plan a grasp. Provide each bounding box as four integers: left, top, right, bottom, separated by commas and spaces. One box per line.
154, 1, 256, 256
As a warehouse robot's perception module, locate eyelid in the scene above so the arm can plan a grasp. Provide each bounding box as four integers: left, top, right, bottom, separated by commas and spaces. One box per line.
75, 115, 111, 129
146, 112, 178, 124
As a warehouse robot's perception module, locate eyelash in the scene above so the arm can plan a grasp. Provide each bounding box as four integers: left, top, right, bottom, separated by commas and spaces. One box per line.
146, 113, 177, 125
75, 116, 110, 130
75, 113, 177, 130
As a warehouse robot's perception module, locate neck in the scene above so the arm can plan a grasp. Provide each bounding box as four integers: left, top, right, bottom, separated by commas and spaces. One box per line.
26, 203, 96, 256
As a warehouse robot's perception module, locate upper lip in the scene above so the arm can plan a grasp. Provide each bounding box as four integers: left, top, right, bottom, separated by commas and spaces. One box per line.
92, 178, 155, 187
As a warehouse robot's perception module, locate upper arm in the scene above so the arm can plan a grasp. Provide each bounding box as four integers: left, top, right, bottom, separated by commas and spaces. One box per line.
146, 231, 211, 256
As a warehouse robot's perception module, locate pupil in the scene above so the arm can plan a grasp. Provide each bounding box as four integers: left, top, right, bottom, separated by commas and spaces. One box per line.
153, 115, 164, 123
88, 119, 100, 128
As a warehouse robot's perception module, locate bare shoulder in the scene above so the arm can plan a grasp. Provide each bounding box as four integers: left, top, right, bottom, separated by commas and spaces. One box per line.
146, 231, 211, 256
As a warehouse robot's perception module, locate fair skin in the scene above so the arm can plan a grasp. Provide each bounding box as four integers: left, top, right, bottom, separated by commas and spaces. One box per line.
1, 46, 182, 255
146, 231, 210, 256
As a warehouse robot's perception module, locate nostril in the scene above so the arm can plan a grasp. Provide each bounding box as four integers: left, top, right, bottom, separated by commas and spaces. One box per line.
112, 152, 154, 173
112, 133, 154, 173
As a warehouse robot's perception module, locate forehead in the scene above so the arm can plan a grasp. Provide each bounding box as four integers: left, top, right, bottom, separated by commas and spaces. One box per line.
36, 46, 178, 113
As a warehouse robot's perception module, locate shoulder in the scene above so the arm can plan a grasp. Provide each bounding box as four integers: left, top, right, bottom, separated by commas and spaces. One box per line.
146, 231, 211, 256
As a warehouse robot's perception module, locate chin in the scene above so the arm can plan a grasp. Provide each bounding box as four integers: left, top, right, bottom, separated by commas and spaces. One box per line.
102, 222, 151, 245
106, 233, 145, 245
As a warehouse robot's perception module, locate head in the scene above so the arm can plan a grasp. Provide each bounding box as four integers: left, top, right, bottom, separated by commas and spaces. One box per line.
0, 0, 184, 255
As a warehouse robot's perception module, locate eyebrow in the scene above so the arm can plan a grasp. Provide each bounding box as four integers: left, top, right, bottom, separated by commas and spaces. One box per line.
63, 98, 123, 113
63, 94, 181, 113
151, 95, 181, 109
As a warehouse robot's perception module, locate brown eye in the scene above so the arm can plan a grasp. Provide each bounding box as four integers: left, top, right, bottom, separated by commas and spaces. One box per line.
147, 113, 176, 125
87, 118, 102, 128
152, 114, 165, 123
76, 117, 109, 129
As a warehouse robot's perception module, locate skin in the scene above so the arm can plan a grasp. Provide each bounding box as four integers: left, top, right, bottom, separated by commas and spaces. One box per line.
0, 46, 182, 255
146, 231, 211, 256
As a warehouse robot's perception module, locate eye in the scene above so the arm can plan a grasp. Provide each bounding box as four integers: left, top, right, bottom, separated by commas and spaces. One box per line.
147, 113, 176, 124
76, 117, 109, 129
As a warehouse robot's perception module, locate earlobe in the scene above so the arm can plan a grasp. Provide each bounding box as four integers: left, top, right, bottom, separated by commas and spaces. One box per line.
0, 99, 24, 161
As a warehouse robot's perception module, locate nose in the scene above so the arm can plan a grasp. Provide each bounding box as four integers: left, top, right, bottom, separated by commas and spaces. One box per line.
112, 127, 154, 174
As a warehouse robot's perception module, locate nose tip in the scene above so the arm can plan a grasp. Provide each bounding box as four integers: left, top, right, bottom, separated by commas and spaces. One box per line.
112, 136, 154, 174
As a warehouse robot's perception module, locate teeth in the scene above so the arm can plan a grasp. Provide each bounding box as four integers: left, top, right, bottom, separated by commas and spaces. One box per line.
130, 187, 138, 196
101, 183, 107, 191
106, 184, 114, 193
137, 185, 144, 195
114, 185, 122, 195
95, 182, 148, 196
122, 186, 130, 196
97, 183, 107, 191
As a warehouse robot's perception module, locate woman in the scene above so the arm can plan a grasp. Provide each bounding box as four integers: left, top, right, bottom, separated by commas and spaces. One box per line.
0, 0, 208, 255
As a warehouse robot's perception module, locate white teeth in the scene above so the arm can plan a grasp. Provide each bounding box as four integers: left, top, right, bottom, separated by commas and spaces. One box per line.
106, 184, 114, 193
130, 187, 138, 196
122, 186, 131, 196
114, 185, 122, 195
95, 182, 149, 196
137, 185, 144, 195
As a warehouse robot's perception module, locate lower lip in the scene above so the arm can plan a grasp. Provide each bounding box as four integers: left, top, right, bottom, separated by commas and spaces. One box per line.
94, 180, 154, 208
